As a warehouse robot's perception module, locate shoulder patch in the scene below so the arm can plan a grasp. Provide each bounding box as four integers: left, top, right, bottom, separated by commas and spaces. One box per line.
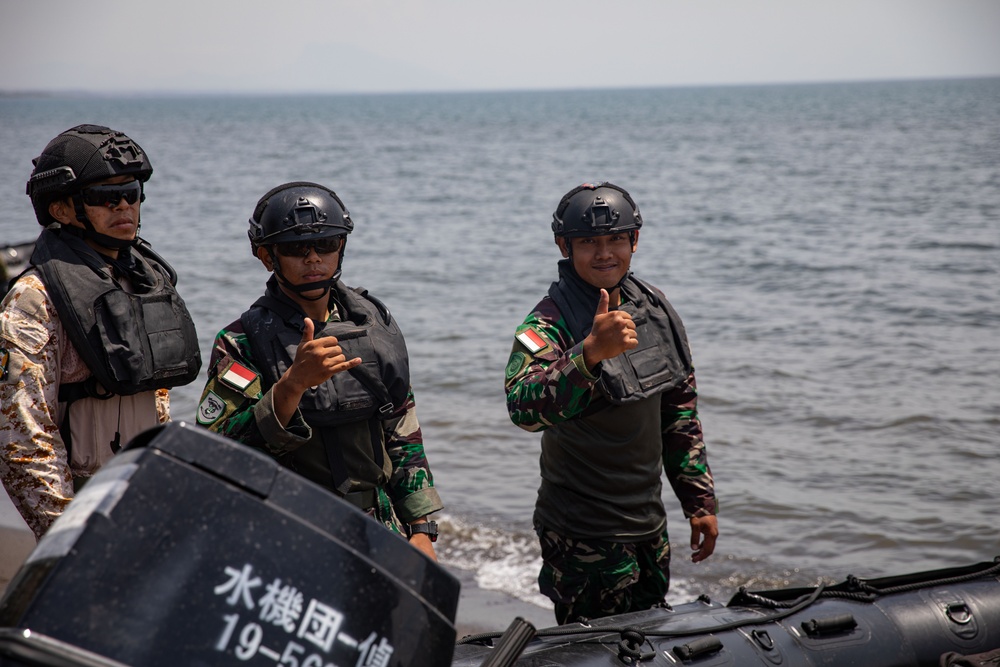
515, 327, 549, 354
197, 391, 227, 426
218, 358, 259, 392
0, 306, 51, 354
0, 347, 9, 381
505, 351, 528, 380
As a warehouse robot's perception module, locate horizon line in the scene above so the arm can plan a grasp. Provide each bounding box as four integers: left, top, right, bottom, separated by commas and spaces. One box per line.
2, 74, 998, 99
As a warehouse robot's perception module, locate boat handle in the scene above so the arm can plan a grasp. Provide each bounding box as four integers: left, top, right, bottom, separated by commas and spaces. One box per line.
672, 636, 723, 660
801, 613, 857, 637
946, 603, 973, 625
751, 629, 775, 650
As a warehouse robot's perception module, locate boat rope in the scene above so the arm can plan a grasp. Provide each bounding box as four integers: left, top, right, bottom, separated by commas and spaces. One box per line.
615, 628, 654, 664
458, 584, 824, 648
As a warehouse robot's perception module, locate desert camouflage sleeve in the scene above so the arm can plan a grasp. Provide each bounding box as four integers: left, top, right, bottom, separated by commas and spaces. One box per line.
0, 275, 74, 539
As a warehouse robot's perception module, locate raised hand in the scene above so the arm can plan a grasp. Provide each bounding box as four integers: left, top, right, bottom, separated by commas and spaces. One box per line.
273, 317, 362, 426
582, 289, 638, 370
286, 318, 363, 391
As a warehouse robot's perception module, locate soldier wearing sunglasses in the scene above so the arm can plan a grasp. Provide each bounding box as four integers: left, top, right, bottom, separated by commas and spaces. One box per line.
0, 125, 201, 539
195, 182, 443, 560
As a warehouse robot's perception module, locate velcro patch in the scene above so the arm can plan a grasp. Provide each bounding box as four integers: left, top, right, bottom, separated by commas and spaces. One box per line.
219, 359, 258, 392
505, 351, 528, 380
0, 347, 9, 381
197, 391, 227, 426
516, 328, 549, 354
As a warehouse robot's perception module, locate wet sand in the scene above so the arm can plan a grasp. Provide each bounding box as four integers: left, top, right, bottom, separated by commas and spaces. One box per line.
452, 567, 555, 638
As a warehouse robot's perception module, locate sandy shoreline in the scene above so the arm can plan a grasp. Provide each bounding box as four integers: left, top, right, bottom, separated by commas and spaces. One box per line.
1, 523, 552, 640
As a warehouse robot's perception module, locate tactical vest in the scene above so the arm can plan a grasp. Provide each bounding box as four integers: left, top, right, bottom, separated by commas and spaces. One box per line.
30, 228, 202, 399
548, 259, 693, 406
538, 262, 694, 540
240, 279, 410, 495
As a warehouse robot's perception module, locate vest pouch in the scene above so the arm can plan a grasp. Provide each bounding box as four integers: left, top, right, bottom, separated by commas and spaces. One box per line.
93, 289, 153, 389
142, 292, 199, 381
599, 310, 685, 403
274, 329, 381, 427
308, 331, 381, 426
625, 313, 682, 392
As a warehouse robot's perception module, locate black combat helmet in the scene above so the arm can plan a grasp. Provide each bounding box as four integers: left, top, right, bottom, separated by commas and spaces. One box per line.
248, 182, 355, 295
248, 181, 354, 251
551, 182, 643, 238
26, 124, 153, 227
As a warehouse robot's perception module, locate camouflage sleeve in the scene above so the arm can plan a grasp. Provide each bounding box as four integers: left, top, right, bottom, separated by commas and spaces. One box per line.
382, 388, 443, 523
661, 372, 718, 518
194, 322, 311, 456
0, 275, 74, 539
504, 297, 600, 432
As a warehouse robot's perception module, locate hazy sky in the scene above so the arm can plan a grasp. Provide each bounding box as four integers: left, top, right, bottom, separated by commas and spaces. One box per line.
2, 0, 998, 94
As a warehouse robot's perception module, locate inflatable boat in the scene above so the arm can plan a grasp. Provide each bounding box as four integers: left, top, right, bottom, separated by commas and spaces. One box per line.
0, 422, 996, 666
453, 558, 1000, 666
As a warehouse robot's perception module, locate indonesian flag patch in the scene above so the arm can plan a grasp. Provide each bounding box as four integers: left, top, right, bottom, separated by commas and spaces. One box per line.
220, 360, 258, 391
516, 328, 548, 354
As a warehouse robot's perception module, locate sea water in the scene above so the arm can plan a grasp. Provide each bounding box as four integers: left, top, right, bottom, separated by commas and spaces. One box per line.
1, 79, 998, 610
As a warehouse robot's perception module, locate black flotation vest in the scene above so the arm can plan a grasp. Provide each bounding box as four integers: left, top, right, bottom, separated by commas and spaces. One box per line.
548, 259, 693, 406
239, 278, 410, 494
29, 228, 202, 401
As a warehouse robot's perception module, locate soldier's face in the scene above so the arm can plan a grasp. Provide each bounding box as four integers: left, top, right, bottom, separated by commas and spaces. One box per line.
260, 243, 341, 299
50, 175, 141, 243
558, 231, 638, 290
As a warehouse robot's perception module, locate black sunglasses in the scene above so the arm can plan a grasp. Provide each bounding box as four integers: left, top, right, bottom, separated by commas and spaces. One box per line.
80, 180, 143, 208
273, 237, 343, 258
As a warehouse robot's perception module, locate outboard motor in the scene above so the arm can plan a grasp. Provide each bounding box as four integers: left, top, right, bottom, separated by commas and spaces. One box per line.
0, 422, 459, 667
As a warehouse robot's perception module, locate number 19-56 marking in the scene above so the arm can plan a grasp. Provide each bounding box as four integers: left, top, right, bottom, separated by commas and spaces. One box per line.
217, 614, 333, 667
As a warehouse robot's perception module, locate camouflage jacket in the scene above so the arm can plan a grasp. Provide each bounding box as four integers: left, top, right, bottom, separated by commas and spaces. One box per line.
0, 272, 169, 539
505, 291, 717, 524
196, 307, 442, 525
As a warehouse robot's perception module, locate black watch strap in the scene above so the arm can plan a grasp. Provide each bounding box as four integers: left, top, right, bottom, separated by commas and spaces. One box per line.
409, 520, 438, 542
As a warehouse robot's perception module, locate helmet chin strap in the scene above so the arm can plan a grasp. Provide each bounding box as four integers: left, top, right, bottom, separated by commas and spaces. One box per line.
68, 194, 136, 251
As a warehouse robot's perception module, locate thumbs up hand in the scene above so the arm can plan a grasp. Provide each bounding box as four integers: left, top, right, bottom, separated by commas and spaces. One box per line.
582, 289, 637, 370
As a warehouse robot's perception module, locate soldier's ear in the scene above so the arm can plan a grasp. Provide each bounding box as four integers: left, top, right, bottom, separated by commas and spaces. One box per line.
49, 198, 76, 225
556, 236, 570, 258
256, 246, 274, 272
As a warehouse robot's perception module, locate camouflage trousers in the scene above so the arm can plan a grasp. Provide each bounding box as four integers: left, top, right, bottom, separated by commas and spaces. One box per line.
535, 524, 671, 625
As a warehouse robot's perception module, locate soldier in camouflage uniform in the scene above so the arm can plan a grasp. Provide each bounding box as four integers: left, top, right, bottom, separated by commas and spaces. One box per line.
196, 182, 442, 560
0, 125, 201, 539
505, 182, 718, 624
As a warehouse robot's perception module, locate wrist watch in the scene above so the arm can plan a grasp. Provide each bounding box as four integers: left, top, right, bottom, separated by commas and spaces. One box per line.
409, 521, 438, 543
